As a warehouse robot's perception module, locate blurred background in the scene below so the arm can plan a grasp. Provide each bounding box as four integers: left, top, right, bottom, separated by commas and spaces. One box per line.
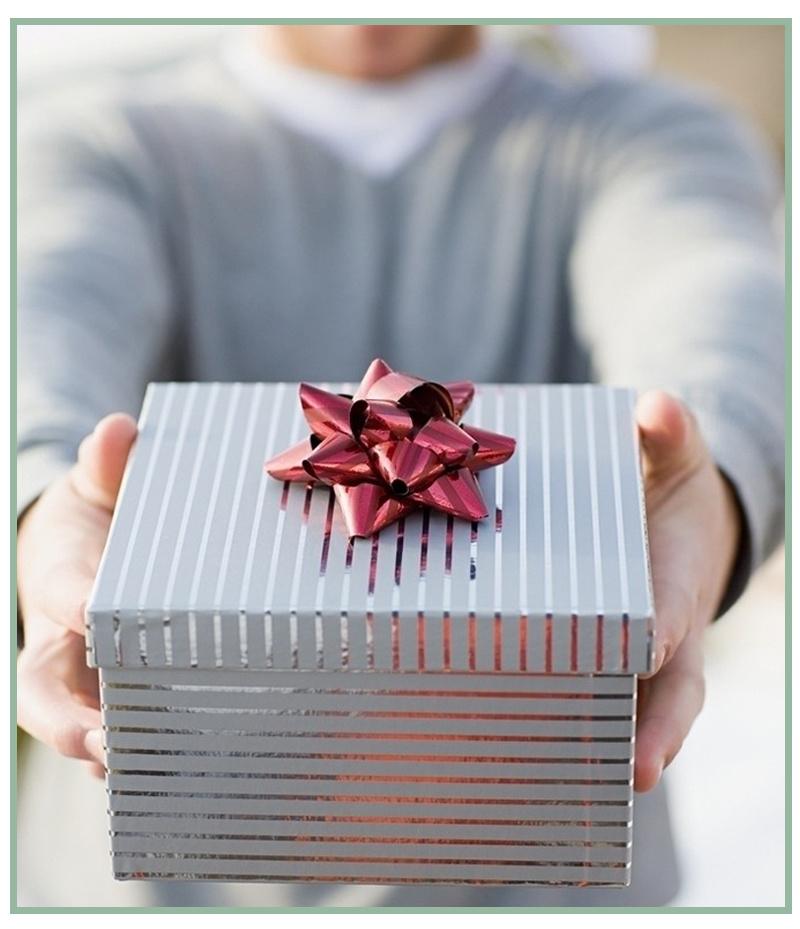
15, 23, 786, 909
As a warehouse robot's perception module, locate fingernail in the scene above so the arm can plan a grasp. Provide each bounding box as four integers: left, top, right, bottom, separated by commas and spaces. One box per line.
85, 728, 105, 762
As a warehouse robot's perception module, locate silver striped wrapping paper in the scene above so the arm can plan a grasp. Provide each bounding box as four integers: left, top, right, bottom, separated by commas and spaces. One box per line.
87, 382, 654, 885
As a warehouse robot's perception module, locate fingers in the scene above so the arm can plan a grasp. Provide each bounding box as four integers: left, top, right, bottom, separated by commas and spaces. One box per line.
72, 413, 138, 511
647, 564, 698, 677
84, 761, 106, 780
634, 628, 705, 792
31, 560, 97, 638
636, 390, 705, 483
17, 630, 105, 767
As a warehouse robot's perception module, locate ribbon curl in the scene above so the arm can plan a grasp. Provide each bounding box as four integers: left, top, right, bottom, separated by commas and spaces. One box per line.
265, 358, 516, 538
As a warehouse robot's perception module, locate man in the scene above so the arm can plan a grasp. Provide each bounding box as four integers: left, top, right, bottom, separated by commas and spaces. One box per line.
17, 25, 784, 906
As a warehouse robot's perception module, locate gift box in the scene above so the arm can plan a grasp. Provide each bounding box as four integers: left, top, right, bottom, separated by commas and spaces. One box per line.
87, 376, 654, 886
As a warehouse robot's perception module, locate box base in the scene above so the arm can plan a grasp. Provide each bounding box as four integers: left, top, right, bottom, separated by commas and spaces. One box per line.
102, 668, 635, 886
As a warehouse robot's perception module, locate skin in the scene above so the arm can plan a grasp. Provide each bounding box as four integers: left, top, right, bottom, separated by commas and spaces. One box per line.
262, 25, 480, 81
16, 28, 742, 789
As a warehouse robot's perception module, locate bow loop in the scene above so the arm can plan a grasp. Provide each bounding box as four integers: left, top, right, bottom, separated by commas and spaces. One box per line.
350, 399, 415, 447
265, 359, 515, 537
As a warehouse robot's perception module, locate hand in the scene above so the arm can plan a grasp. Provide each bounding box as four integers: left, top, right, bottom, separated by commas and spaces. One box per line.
17, 414, 138, 778
633, 390, 742, 792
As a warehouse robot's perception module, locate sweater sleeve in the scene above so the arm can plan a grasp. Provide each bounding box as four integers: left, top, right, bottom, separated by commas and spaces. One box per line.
17, 93, 177, 515
568, 79, 785, 612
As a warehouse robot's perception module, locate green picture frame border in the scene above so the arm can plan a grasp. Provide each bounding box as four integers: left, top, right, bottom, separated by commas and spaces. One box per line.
8, 16, 792, 915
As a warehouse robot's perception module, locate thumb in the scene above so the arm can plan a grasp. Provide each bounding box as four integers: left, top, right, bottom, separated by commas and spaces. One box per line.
71, 413, 138, 511
636, 390, 706, 482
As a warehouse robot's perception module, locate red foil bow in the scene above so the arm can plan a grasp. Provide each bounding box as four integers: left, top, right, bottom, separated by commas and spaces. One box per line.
265, 359, 516, 538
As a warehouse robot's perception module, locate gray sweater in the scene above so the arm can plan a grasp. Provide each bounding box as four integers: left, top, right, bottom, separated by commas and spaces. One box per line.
18, 47, 784, 612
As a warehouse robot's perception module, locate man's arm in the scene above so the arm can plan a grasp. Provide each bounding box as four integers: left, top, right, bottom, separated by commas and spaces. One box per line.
568, 79, 784, 789
17, 96, 176, 771
570, 79, 784, 591
18, 95, 177, 513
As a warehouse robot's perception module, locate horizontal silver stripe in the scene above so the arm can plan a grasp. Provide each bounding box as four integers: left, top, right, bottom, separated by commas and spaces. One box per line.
110, 816, 630, 836
113, 804, 631, 820
106, 735, 632, 760
105, 711, 630, 746
112, 849, 629, 867
110, 859, 630, 883
113, 835, 630, 851
109, 792, 631, 808
102, 672, 635, 691
104, 715, 634, 739
109, 790, 631, 812
112, 875, 630, 886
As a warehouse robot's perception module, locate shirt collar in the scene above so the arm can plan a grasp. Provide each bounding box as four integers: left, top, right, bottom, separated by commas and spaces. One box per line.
221, 28, 513, 176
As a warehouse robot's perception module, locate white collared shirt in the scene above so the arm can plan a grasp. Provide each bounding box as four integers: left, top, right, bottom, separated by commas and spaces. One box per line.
222, 29, 513, 176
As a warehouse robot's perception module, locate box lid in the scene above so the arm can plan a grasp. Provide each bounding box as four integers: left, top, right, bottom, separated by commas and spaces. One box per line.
86, 382, 654, 674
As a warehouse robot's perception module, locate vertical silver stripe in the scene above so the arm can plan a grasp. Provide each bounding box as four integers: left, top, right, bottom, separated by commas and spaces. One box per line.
417, 507, 430, 671
341, 383, 356, 665
188, 384, 242, 609
213, 384, 264, 610
162, 385, 221, 668
468, 393, 481, 621
263, 398, 304, 664
112, 610, 121, 667
116, 386, 174, 668
112, 383, 175, 610
584, 387, 605, 614
627, 389, 654, 613
84, 618, 96, 667
136, 385, 198, 666
562, 386, 579, 616
607, 390, 631, 615
417, 519, 428, 615
162, 385, 221, 611
309, 386, 341, 669
163, 621, 173, 668
365, 535, 378, 670
442, 534, 452, 622
136, 613, 148, 667
287, 382, 328, 669
540, 390, 553, 614
238, 383, 286, 668
314, 613, 324, 671
493, 388, 504, 617
187, 614, 198, 669
189, 384, 242, 668
390, 519, 401, 672
111, 384, 156, 666
138, 385, 198, 609
237, 611, 248, 669
391, 547, 401, 621
238, 383, 286, 614
91, 382, 155, 636
212, 613, 223, 669
517, 386, 528, 618
339, 545, 353, 671
288, 491, 312, 668
313, 497, 332, 672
